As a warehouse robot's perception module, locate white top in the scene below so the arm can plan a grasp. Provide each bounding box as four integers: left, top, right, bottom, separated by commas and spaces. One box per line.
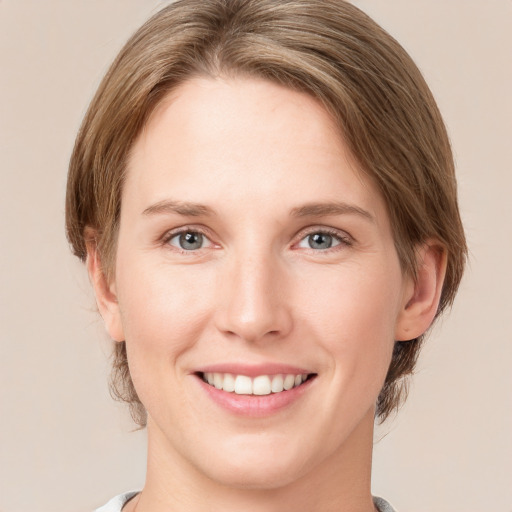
95, 492, 138, 512
95, 492, 397, 511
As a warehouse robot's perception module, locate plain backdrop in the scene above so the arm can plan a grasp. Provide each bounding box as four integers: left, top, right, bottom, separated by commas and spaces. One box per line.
1, 1, 511, 511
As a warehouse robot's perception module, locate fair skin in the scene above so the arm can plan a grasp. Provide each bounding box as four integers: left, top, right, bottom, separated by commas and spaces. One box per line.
88, 77, 446, 512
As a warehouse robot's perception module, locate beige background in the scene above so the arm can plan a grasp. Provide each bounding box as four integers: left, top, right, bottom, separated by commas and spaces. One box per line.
1, 1, 511, 511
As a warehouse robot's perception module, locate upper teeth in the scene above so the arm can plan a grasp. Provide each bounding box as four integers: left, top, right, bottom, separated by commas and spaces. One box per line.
202, 372, 309, 395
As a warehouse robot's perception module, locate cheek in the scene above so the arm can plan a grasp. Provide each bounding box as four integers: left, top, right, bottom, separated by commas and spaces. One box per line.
298, 261, 402, 379
115, 256, 213, 359
114, 256, 216, 415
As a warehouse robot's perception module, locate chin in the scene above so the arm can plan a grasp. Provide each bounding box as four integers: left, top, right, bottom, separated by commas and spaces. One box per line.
204, 459, 306, 490
193, 435, 312, 490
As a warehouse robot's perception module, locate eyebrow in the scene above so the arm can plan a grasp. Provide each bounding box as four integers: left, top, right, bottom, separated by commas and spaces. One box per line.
290, 202, 374, 222
142, 199, 373, 222
142, 200, 216, 217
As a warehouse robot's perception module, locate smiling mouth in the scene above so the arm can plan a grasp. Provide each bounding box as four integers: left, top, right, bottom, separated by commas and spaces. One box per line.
198, 372, 316, 396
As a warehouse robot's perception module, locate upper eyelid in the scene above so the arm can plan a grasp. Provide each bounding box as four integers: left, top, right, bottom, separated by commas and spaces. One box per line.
295, 225, 353, 242
161, 224, 214, 242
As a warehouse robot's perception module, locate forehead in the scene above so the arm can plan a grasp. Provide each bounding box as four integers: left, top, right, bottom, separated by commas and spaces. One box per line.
124, 76, 386, 223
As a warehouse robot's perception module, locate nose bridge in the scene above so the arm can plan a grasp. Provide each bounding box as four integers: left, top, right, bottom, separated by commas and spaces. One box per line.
216, 243, 291, 343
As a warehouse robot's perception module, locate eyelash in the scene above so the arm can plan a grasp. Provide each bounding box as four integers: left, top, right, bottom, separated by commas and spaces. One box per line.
296, 227, 353, 252
160, 226, 353, 254
161, 226, 215, 254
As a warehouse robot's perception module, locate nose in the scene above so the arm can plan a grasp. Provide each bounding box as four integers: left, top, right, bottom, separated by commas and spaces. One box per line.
214, 250, 293, 344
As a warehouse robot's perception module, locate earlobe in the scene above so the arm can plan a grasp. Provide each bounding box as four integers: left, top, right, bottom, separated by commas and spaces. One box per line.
85, 229, 125, 342
395, 241, 447, 341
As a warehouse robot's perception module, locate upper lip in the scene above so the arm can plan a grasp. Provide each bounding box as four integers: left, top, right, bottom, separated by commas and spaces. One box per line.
194, 363, 313, 377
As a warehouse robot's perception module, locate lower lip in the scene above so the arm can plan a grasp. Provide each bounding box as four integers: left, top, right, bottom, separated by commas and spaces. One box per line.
196, 376, 315, 417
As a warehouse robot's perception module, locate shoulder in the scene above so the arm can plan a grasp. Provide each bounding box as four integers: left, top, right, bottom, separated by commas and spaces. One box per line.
373, 496, 398, 512
95, 492, 139, 512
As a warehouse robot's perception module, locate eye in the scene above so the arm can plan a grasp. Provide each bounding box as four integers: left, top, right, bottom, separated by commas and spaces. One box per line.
297, 231, 347, 250
167, 230, 209, 251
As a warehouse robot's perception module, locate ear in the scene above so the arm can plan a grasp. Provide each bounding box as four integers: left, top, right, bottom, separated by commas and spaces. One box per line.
395, 241, 447, 341
85, 229, 125, 342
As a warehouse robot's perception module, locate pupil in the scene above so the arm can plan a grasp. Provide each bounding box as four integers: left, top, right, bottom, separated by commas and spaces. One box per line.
309, 233, 332, 249
180, 232, 203, 250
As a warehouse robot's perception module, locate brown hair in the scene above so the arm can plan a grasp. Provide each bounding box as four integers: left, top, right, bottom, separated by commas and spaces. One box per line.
66, 0, 467, 425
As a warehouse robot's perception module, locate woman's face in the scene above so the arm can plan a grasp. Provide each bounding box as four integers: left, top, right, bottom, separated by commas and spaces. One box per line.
105, 77, 413, 488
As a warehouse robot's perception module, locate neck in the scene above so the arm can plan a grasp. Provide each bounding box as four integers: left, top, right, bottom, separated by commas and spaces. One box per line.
131, 409, 376, 512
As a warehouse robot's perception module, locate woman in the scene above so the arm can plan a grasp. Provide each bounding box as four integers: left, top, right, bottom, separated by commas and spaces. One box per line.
66, 1, 466, 510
